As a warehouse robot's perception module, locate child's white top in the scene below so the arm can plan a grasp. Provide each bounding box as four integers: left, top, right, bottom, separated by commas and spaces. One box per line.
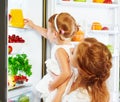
45, 44, 74, 75
36, 44, 78, 98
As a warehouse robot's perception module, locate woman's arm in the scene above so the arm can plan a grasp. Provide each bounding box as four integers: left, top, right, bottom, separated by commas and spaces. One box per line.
49, 48, 72, 91
24, 19, 47, 38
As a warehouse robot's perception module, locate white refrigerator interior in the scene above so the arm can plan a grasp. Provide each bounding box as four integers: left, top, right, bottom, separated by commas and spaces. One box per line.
47, 0, 120, 102
8, 0, 42, 102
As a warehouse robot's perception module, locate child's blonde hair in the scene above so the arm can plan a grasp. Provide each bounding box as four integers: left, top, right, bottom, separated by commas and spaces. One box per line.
48, 12, 78, 40
75, 38, 112, 102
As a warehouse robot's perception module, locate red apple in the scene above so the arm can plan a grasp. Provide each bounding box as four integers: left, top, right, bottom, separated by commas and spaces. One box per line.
8, 45, 13, 54
103, 0, 112, 4
102, 26, 109, 30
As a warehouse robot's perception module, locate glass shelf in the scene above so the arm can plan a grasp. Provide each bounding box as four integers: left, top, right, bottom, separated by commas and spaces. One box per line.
8, 43, 25, 54
57, 1, 120, 9
87, 30, 119, 34
8, 25, 31, 30
8, 84, 32, 99
8, 25, 32, 35
86, 24, 120, 34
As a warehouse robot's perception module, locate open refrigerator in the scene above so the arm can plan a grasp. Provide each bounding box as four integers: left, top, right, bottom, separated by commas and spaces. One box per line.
47, 0, 120, 102
6, 0, 120, 102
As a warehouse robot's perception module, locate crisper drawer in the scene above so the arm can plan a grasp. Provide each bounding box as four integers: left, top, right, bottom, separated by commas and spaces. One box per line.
8, 91, 33, 102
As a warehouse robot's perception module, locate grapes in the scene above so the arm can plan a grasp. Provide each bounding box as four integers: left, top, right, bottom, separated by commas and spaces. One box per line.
8, 34, 25, 43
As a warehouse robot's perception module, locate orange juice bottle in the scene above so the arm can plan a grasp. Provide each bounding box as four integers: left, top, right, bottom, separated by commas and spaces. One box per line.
9, 9, 24, 28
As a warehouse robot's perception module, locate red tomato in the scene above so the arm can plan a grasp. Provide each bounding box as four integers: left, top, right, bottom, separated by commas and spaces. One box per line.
8, 45, 13, 54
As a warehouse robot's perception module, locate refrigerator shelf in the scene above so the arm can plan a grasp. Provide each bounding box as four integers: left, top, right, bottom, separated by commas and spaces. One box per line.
8, 83, 32, 91
8, 43, 25, 54
87, 30, 119, 34
8, 83, 32, 99
8, 25, 29, 29
8, 25, 32, 33
57, 1, 120, 8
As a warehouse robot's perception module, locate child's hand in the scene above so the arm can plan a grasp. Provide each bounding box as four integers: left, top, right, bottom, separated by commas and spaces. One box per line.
48, 81, 55, 92
24, 19, 35, 28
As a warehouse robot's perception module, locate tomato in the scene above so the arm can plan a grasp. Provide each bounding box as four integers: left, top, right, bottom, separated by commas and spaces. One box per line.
8, 45, 13, 54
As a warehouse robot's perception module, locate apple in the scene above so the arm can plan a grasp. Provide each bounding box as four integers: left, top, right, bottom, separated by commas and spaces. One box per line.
102, 26, 109, 30
103, 0, 112, 4
107, 44, 114, 53
18, 95, 29, 102
8, 45, 13, 54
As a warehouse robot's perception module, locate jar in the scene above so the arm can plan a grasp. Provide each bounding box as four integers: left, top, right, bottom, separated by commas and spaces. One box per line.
91, 22, 102, 30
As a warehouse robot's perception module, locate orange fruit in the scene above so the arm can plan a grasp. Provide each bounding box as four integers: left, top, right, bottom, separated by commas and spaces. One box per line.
71, 30, 84, 41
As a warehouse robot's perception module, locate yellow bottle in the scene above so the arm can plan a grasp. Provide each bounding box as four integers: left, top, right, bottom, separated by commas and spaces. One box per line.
9, 9, 24, 28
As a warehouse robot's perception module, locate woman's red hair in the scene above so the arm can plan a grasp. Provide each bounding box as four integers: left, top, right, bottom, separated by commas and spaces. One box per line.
76, 38, 112, 102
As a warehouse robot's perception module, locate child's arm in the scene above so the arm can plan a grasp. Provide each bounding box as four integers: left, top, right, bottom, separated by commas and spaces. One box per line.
24, 19, 47, 38
49, 48, 72, 91
52, 75, 71, 102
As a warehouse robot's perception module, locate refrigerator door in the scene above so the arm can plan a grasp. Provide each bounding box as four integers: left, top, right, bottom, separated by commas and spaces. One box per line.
0, 0, 7, 102
8, 0, 43, 102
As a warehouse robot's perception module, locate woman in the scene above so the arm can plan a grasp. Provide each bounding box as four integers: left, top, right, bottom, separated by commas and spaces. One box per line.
51, 38, 112, 102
